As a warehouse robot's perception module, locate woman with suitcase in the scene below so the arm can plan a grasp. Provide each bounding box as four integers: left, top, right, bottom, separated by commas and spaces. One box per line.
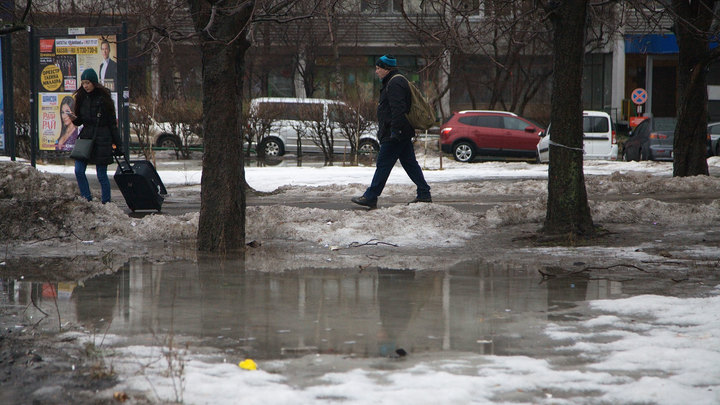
68, 68, 122, 204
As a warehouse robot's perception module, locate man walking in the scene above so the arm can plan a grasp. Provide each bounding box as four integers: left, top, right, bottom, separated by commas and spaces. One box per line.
351, 55, 431, 209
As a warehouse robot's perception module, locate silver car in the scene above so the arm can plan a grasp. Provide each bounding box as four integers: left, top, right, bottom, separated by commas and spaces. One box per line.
249, 97, 379, 157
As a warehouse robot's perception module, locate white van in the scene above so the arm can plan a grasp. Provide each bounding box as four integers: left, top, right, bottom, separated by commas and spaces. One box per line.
537, 110, 618, 163
248, 97, 379, 157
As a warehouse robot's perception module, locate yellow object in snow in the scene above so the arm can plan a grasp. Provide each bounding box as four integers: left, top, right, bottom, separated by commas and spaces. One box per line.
238, 359, 257, 370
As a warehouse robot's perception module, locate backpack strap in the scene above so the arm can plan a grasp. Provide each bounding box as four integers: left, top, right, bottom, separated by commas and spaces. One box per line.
388, 74, 408, 84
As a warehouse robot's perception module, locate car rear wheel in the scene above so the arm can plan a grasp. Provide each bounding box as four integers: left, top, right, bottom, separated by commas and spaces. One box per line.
358, 139, 379, 155
157, 135, 181, 149
453, 141, 475, 162
259, 137, 284, 157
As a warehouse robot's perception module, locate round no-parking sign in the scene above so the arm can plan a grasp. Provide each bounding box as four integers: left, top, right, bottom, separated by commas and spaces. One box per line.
631, 88, 648, 105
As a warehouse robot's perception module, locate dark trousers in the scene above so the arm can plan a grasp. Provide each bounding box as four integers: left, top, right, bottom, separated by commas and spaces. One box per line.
75, 159, 111, 203
363, 139, 431, 200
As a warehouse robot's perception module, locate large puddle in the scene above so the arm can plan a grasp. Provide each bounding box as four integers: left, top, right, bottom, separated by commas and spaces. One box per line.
1, 258, 622, 360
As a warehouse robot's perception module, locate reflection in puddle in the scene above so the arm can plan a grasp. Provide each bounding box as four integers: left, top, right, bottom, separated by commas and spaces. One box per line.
2, 259, 623, 360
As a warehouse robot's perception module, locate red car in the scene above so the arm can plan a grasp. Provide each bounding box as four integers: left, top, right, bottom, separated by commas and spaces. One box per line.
440, 110, 545, 162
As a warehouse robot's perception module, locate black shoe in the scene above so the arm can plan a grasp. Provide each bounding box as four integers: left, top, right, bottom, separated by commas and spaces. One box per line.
408, 197, 432, 204
351, 196, 377, 209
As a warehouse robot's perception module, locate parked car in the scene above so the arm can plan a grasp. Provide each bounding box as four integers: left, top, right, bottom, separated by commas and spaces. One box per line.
623, 117, 676, 161
128, 104, 202, 149
439, 110, 544, 162
537, 110, 618, 163
248, 97, 379, 157
709, 122, 720, 156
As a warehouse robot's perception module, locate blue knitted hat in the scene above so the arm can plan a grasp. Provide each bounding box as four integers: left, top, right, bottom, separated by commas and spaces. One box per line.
376, 55, 397, 70
81, 68, 98, 83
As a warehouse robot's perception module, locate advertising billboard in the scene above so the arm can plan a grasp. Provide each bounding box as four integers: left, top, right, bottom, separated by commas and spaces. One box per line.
35, 34, 119, 151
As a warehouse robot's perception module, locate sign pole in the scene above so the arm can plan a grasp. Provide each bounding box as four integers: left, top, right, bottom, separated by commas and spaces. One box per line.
120, 22, 129, 158
28, 26, 37, 167
2, 34, 15, 161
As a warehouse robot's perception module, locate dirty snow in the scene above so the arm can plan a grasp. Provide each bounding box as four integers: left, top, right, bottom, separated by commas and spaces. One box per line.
3, 156, 720, 249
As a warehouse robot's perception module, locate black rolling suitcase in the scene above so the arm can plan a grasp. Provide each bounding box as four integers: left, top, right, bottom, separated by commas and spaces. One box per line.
113, 155, 167, 212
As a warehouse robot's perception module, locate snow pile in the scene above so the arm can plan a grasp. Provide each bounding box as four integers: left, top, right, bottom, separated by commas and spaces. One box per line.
0, 161, 77, 199
587, 171, 720, 195
247, 202, 477, 248
593, 198, 720, 225
0, 161, 197, 242
483, 197, 546, 226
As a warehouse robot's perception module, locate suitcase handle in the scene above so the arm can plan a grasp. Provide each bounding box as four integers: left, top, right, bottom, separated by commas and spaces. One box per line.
114, 154, 134, 174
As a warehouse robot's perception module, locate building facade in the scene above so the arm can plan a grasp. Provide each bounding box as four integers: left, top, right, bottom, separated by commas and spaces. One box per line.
243, 2, 720, 127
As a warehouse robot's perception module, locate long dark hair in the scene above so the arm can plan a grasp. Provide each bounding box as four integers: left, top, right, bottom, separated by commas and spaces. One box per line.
58, 95, 75, 140
73, 81, 115, 118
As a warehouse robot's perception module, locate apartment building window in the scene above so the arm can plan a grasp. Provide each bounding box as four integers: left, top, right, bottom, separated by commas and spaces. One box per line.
583, 53, 611, 111
483, 0, 506, 16
362, 0, 480, 15
361, 0, 402, 13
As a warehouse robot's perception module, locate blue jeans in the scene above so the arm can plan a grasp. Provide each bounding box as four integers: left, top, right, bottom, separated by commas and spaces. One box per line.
363, 139, 431, 201
75, 160, 111, 203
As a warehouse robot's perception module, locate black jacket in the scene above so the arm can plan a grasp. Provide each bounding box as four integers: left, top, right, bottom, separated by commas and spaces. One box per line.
72, 89, 121, 165
377, 70, 414, 143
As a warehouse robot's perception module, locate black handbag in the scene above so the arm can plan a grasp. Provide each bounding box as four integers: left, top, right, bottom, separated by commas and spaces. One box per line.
70, 106, 101, 161
69, 137, 94, 160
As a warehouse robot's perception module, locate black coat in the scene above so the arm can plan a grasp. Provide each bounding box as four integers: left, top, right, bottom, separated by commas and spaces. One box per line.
99, 59, 117, 81
377, 70, 414, 143
72, 89, 121, 165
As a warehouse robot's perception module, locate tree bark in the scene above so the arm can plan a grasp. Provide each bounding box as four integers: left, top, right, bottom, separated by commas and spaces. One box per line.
672, 0, 713, 177
542, 0, 594, 237
187, 0, 250, 252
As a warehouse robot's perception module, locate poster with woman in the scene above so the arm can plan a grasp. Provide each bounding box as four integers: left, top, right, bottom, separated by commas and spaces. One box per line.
55, 94, 79, 151
38, 92, 77, 151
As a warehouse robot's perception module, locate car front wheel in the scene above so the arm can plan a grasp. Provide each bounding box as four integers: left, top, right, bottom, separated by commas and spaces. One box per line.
453, 141, 475, 162
259, 137, 284, 157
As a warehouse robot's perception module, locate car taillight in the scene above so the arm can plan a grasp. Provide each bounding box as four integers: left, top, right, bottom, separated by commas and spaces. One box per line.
611, 130, 616, 144
649, 133, 667, 140
440, 127, 452, 138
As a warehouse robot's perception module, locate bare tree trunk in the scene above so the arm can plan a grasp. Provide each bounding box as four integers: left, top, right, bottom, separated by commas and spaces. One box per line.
188, 0, 250, 252
325, 4, 344, 98
672, 0, 712, 177
168, 41, 186, 100
542, 0, 594, 237
151, 47, 160, 101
